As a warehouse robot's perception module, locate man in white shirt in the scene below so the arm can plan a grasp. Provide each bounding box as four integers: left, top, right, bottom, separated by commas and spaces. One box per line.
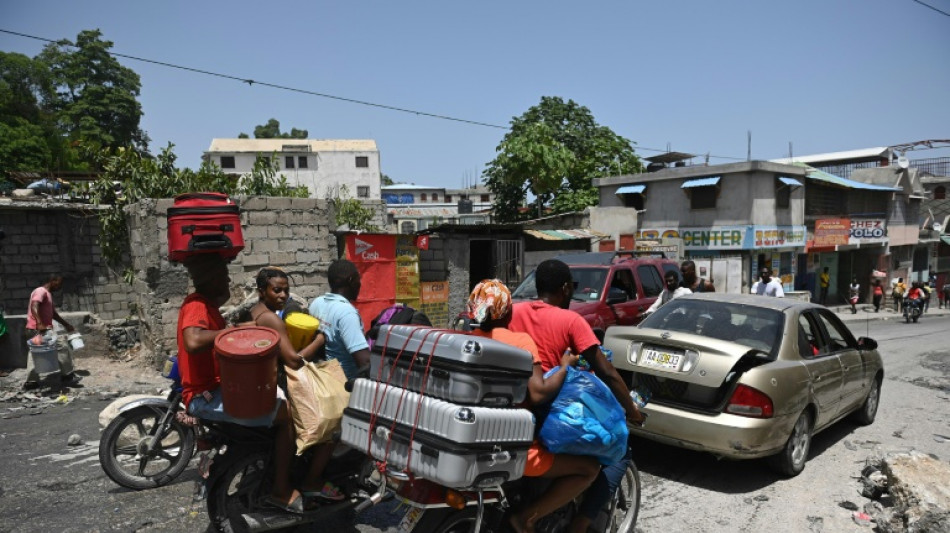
752, 268, 785, 297
644, 270, 693, 315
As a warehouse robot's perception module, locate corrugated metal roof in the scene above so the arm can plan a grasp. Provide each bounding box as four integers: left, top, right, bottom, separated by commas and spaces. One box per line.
778, 176, 803, 187
207, 138, 377, 153
523, 228, 608, 241
681, 176, 721, 188
790, 162, 901, 191
770, 147, 891, 164
616, 184, 646, 194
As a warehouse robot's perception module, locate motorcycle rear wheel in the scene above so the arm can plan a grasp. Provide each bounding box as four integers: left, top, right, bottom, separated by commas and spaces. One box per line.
208, 451, 271, 533
98, 404, 195, 490
605, 461, 641, 533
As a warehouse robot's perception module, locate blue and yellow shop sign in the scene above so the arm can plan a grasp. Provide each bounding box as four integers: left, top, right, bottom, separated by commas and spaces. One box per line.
636, 225, 805, 251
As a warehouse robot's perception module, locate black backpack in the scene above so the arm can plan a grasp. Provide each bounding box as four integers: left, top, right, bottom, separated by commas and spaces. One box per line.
366, 304, 432, 348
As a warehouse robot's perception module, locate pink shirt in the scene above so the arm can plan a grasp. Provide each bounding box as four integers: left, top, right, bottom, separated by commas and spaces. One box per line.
26, 286, 54, 330
509, 301, 600, 372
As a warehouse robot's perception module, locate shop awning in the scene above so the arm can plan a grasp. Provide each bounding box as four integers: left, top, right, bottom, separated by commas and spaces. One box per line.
778, 176, 803, 187
788, 162, 901, 191
681, 176, 721, 188
615, 184, 645, 194
523, 228, 608, 241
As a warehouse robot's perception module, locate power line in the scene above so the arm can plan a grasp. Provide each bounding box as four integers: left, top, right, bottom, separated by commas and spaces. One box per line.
1, 27, 749, 161
0, 28, 508, 130
909, 0, 950, 17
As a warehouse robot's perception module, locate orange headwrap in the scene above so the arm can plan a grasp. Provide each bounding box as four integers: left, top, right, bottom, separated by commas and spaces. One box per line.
467, 279, 512, 324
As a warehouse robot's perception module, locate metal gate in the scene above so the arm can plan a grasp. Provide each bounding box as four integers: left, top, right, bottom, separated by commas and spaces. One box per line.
494, 239, 523, 287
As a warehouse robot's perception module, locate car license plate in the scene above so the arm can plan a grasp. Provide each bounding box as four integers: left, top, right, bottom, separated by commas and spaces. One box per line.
641, 348, 682, 371
397, 506, 425, 532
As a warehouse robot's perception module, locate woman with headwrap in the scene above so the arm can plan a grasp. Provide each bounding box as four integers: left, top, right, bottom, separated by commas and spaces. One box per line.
467, 279, 599, 533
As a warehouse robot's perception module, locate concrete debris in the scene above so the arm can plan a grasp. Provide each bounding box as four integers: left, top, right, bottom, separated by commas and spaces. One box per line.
859, 451, 950, 532
67, 434, 83, 446
839, 501, 859, 511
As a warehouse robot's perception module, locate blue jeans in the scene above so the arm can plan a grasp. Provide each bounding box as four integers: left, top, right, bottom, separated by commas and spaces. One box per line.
578, 443, 633, 521
187, 388, 281, 427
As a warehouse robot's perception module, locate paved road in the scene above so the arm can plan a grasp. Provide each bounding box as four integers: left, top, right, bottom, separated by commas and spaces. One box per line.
1, 310, 946, 532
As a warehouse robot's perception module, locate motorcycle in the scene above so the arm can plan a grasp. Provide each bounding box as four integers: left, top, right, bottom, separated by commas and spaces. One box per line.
99, 356, 199, 490
392, 441, 641, 533
904, 297, 923, 323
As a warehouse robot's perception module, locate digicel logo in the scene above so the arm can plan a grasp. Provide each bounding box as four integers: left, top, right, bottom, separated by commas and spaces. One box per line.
354, 238, 373, 255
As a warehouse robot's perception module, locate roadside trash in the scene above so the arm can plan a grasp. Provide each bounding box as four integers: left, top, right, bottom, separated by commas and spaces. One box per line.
67, 434, 83, 446
55, 395, 70, 404
852, 511, 873, 527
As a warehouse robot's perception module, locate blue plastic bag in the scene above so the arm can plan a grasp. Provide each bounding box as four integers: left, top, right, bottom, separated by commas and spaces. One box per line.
538, 366, 629, 465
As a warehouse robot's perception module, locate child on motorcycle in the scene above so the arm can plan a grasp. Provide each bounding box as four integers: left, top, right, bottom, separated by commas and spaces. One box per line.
177, 255, 318, 513
467, 279, 600, 533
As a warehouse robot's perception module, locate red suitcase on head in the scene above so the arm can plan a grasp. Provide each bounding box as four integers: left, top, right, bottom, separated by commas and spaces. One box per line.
167, 192, 244, 262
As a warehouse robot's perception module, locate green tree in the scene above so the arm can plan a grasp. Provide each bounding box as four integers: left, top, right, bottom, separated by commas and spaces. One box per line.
483, 96, 643, 222
0, 51, 64, 171
240, 118, 308, 139
330, 185, 378, 232
381, 173, 394, 186
38, 30, 148, 157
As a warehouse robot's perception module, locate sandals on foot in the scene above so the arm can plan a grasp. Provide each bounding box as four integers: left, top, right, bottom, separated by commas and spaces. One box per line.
262, 494, 308, 514
302, 481, 346, 502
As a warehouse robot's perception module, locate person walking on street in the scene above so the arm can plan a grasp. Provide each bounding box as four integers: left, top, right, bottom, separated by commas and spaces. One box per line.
942, 282, 950, 309
872, 279, 884, 312
819, 267, 830, 305
848, 277, 860, 314
23, 274, 81, 390
680, 260, 715, 292
752, 268, 785, 297
922, 282, 932, 313
644, 270, 692, 315
308, 259, 370, 381
892, 278, 907, 313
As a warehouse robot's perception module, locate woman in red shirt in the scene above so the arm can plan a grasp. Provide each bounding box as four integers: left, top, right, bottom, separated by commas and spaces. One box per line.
872, 279, 884, 313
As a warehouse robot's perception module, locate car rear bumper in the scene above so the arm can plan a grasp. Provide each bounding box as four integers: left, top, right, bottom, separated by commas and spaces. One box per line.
629, 403, 799, 459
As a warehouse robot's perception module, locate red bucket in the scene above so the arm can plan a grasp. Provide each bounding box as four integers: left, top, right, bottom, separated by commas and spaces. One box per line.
214, 326, 279, 419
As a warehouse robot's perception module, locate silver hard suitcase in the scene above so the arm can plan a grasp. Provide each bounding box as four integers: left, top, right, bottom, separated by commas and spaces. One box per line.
341, 379, 534, 488
370, 325, 533, 407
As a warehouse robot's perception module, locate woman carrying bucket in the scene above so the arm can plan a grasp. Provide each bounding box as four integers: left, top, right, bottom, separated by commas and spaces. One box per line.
248, 267, 344, 502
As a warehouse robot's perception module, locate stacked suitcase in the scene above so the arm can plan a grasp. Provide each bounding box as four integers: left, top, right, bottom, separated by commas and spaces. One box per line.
166, 192, 244, 262
341, 324, 536, 488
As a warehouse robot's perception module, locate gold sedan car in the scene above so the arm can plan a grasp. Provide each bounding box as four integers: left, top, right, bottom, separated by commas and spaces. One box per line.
605, 293, 883, 477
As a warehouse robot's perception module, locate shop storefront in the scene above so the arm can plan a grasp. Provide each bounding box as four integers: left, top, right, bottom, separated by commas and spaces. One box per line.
805, 218, 889, 304
635, 225, 806, 294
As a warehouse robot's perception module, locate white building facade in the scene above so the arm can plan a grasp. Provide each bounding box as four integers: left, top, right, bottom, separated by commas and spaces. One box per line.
204, 138, 381, 200
382, 184, 494, 233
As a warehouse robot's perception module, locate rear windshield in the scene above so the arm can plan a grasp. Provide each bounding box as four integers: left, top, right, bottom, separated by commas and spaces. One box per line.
641, 299, 785, 357
510, 267, 609, 302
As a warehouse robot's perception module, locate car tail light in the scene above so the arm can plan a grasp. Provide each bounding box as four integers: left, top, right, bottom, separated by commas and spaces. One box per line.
726, 384, 774, 418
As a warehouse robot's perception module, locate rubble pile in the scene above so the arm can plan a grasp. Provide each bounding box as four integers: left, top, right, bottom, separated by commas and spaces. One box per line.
859, 451, 950, 532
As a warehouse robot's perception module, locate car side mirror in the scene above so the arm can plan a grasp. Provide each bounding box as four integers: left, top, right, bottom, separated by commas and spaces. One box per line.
857, 337, 878, 351
607, 287, 628, 304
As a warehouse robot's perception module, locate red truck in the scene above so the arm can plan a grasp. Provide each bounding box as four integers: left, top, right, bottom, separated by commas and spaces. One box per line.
510, 251, 681, 340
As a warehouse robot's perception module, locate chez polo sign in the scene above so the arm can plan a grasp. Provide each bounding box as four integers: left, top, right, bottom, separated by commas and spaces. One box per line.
636, 225, 806, 251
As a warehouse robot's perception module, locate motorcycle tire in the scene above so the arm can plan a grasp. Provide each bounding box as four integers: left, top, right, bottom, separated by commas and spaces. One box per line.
208, 450, 271, 533
603, 461, 641, 533
407, 507, 486, 533
98, 404, 195, 490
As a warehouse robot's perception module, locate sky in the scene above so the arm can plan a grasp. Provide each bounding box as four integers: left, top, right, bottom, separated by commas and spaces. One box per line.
2, 1, 949, 188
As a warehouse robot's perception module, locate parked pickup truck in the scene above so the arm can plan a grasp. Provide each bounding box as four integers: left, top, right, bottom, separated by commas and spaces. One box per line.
510, 251, 681, 340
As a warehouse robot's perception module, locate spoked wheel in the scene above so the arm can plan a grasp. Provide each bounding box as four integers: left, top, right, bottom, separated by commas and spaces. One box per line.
98, 405, 195, 490
606, 461, 642, 532
208, 451, 271, 533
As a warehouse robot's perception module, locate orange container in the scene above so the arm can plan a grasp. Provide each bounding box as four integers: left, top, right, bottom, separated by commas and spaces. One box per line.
214, 326, 279, 419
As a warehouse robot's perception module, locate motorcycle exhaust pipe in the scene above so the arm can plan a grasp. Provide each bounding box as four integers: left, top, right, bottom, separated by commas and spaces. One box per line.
353, 467, 389, 513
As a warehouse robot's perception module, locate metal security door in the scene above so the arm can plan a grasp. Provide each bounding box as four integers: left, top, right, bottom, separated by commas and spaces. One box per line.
494, 239, 523, 287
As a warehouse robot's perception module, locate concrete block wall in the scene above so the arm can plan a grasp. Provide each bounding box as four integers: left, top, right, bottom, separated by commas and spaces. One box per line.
125, 196, 338, 366
0, 203, 130, 321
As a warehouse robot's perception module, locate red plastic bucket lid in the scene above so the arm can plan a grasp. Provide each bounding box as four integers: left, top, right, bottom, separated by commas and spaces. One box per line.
214, 326, 279, 361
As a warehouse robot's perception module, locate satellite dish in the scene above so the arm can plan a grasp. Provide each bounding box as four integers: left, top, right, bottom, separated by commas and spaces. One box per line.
897, 156, 910, 169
